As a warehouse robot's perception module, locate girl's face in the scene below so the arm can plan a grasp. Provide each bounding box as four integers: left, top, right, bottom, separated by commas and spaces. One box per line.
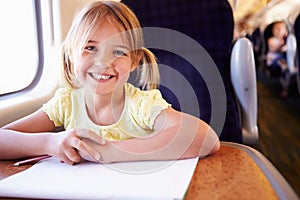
273, 22, 287, 38
71, 20, 135, 95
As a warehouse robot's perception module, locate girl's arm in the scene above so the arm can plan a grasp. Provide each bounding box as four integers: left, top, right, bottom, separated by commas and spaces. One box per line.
0, 109, 103, 164
268, 37, 286, 53
81, 107, 220, 163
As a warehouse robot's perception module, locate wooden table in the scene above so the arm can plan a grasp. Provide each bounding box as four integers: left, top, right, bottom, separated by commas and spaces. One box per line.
0, 143, 293, 200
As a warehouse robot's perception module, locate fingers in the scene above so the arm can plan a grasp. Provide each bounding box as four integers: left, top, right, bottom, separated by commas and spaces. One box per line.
54, 129, 104, 165
59, 137, 100, 165
75, 129, 106, 145
77, 147, 103, 163
60, 148, 81, 165
65, 131, 101, 160
70, 136, 102, 162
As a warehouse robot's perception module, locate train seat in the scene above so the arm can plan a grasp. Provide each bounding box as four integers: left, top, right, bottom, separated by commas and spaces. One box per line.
294, 14, 300, 94
122, 0, 242, 143
249, 28, 263, 66
281, 32, 299, 95
286, 33, 297, 73
230, 37, 258, 143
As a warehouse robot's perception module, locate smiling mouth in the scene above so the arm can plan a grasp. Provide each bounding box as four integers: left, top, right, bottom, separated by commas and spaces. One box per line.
89, 73, 115, 81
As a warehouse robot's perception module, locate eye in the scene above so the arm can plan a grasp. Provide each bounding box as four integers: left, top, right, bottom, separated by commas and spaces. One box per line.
84, 45, 98, 53
113, 49, 127, 57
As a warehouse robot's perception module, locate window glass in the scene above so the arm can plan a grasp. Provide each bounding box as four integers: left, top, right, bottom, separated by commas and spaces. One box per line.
0, 0, 38, 95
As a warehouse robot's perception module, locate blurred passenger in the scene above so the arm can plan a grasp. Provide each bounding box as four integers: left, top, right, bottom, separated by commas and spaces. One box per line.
266, 21, 288, 97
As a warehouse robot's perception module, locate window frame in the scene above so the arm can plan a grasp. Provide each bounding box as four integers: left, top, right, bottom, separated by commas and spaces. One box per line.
0, 0, 44, 99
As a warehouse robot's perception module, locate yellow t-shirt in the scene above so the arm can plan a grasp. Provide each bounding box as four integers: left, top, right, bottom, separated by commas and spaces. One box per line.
42, 83, 170, 141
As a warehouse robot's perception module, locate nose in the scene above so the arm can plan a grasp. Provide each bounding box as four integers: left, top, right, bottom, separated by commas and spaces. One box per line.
94, 60, 110, 70
93, 53, 112, 71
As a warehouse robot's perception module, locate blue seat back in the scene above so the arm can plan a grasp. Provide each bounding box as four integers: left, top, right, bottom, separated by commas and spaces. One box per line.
294, 14, 300, 94
123, 0, 242, 142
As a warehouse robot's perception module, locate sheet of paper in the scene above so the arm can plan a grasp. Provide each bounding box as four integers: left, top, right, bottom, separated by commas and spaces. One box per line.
0, 157, 198, 199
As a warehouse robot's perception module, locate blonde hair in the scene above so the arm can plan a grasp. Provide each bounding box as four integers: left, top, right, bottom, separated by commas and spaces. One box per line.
61, 1, 159, 90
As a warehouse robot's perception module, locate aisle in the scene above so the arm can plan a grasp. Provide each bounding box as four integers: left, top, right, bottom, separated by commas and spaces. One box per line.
251, 71, 300, 197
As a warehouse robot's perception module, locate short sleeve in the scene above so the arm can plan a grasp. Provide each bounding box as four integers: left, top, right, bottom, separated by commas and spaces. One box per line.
42, 87, 72, 127
130, 87, 170, 129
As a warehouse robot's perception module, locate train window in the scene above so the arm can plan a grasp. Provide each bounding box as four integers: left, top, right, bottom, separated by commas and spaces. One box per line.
0, 0, 41, 95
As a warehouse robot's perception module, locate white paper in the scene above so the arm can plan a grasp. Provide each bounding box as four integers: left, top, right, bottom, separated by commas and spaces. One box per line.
0, 157, 198, 199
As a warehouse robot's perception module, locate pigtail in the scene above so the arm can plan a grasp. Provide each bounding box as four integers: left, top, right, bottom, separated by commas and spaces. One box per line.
139, 47, 160, 90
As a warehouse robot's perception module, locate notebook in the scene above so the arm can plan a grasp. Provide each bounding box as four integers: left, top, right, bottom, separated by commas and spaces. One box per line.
0, 157, 198, 199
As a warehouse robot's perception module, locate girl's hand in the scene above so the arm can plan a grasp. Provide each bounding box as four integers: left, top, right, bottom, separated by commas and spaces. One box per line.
47, 129, 105, 165
281, 44, 287, 52
78, 138, 111, 163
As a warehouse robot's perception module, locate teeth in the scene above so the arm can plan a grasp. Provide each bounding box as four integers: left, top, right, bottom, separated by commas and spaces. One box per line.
91, 73, 111, 80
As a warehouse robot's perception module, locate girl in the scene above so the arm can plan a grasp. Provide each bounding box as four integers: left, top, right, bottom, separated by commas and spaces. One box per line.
0, 1, 219, 165
266, 21, 288, 97
267, 21, 288, 70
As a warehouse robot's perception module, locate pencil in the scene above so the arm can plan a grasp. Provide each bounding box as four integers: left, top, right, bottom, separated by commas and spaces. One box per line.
13, 155, 52, 166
